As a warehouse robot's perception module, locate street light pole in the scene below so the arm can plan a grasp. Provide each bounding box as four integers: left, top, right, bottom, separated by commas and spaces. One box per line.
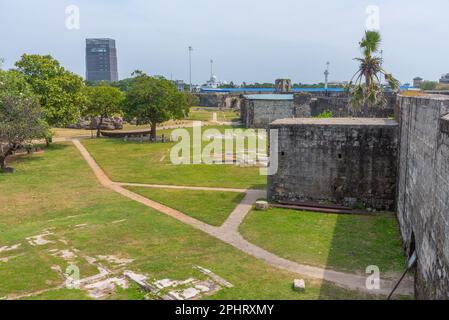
210, 59, 213, 79
324, 61, 330, 91
188, 46, 193, 92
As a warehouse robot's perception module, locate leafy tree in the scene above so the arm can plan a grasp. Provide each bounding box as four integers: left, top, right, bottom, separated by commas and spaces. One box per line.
348, 31, 400, 108
112, 77, 135, 92
85, 85, 124, 137
0, 70, 46, 172
124, 72, 190, 141
15, 54, 86, 131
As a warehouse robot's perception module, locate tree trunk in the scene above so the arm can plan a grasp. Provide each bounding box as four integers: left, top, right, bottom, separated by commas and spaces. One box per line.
97, 115, 104, 138
0, 156, 5, 172
150, 122, 157, 142
45, 137, 51, 147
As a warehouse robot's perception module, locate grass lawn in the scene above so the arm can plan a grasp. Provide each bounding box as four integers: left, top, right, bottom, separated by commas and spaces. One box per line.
125, 187, 245, 226
81, 126, 266, 189
240, 208, 406, 275
0, 142, 383, 300
188, 107, 239, 122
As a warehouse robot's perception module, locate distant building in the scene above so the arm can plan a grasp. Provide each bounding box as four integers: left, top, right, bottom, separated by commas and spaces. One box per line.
174, 80, 186, 92
440, 74, 449, 84
85, 38, 118, 82
413, 77, 423, 87
205, 74, 221, 89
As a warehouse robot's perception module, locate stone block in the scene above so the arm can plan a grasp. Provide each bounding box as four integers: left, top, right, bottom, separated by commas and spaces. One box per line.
255, 201, 269, 211
293, 279, 306, 292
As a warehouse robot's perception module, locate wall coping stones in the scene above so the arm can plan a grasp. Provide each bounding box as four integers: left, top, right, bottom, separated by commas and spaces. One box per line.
399, 93, 449, 101
270, 117, 398, 127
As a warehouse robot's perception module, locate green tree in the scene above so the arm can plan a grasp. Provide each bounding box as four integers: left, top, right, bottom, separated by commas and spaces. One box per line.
124, 72, 190, 141
0, 69, 46, 172
85, 85, 124, 137
348, 31, 400, 108
15, 54, 86, 131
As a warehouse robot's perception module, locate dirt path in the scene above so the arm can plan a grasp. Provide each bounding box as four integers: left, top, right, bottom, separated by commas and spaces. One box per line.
72, 139, 413, 296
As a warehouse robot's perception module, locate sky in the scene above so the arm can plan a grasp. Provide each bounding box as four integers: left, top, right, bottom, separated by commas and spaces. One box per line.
1, 0, 448, 85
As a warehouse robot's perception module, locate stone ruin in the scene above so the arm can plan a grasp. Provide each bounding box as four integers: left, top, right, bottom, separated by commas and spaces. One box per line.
241, 92, 397, 129
275, 79, 292, 93
1, 223, 233, 300
67, 116, 123, 131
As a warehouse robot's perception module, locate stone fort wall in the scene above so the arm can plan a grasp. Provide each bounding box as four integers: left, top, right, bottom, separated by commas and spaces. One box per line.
242, 93, 398, 128
396, 95, 449, 299
268, 118, 399, 211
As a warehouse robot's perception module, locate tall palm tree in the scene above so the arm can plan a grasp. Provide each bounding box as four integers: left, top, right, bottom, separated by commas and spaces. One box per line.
347, 31, 400, 108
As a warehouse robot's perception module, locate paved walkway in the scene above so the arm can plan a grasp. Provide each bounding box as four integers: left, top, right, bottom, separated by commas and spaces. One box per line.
117, 182, 249, 194
72, 139, 413, 296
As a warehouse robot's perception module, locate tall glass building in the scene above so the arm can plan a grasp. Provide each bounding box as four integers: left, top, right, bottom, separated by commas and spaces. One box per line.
85, 38, 118, 82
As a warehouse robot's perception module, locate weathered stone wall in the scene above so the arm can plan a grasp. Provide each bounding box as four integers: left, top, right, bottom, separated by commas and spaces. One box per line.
275, 79, 292, 93
196, 93, 242, 108
396, 95, 449, 299
310, 95, 397, 118
268, 118, 399, 211
196, 93, 227, 108
241, 99, 295, 128
241, 93, 397, 128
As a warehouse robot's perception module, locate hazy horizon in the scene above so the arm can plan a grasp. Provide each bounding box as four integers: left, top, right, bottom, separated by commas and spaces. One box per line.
1, 0, 448, 85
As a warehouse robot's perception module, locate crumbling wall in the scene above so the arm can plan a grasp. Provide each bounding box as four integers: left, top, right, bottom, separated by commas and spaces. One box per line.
242, 99, 295, 128
268, 118, 399, 211
196, 93, 226, 108
196, 93, 242, 109
275, 79, 292, 93
311, 95, 397, 118
396, 95, 449, 299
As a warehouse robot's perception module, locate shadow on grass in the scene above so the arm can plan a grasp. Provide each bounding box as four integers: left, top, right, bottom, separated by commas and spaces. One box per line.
3, 143, 71, 169
317, 211, 407, 300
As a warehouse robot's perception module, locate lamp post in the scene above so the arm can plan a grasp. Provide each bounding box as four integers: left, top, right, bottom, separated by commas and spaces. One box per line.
324, 61, 330, 91
188, 46, 193, 92
210, 59, 214, 79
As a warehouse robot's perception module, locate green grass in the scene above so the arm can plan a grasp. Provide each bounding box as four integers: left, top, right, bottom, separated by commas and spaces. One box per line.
240, 207, 406, 274
125, 187, 245, 226
81, 126, 266, 189
188, 107, 239, 122
0, 143, 383, 300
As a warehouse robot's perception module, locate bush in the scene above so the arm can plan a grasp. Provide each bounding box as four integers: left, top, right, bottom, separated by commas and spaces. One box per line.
316, 110, 333, 118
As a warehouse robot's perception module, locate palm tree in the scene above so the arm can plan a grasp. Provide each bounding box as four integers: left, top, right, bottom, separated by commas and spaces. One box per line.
347, 31, 400, 108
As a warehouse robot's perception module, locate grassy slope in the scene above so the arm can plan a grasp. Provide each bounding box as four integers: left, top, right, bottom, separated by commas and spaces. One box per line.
240, 208, 406, 274
125, 187, 245, 226
81, 126, 266, 189
0, 143, 380, 300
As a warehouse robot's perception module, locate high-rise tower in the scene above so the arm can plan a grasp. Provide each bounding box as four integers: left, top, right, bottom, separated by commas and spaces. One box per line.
85, 38, 118, 82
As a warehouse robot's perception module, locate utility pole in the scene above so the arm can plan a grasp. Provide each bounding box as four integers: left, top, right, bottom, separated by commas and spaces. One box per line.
210, 59, 214, 79
324, 61, 330, 90
188, 46, 193, 92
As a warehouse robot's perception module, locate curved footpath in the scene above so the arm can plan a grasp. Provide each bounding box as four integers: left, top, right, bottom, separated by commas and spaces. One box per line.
72, 139, 413, 297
